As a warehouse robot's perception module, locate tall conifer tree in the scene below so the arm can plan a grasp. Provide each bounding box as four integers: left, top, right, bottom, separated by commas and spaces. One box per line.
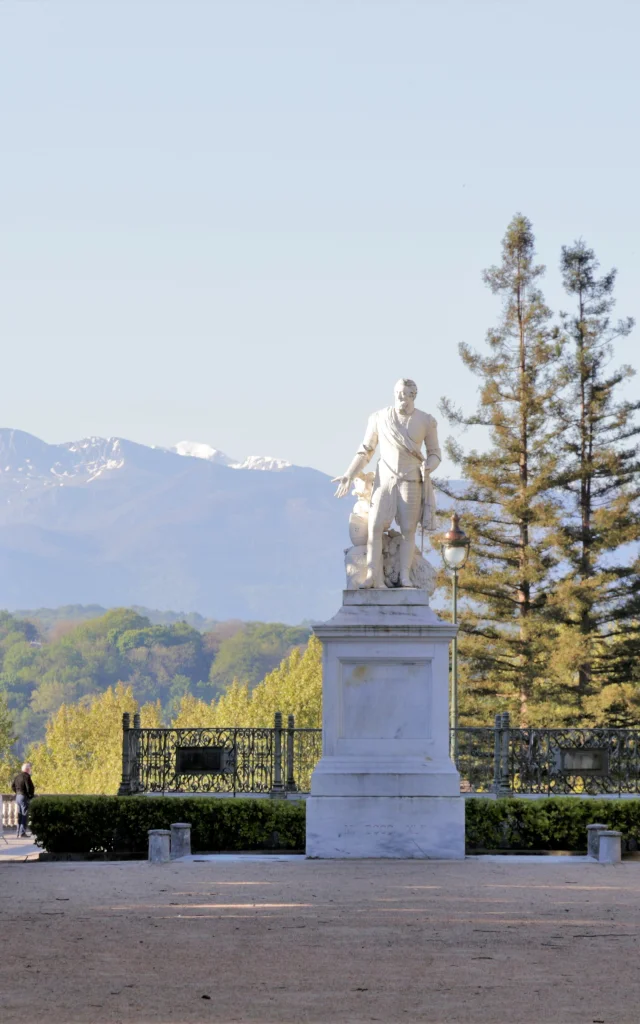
440, 214, 564, 725
550, 241, 640, 702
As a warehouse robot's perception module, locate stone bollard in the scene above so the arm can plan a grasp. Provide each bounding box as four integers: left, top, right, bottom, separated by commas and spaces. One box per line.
587, 823, 608, 860
170, 822, 192, 860
148, 829, 171, 863
598, 830, 623, 865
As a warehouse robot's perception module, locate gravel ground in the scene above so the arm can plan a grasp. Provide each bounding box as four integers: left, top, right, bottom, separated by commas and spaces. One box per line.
1, 857, 639, 1023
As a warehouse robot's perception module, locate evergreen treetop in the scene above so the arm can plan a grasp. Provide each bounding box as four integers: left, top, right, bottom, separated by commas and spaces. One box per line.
440, 213, 565, 725
550, 239, 640, 694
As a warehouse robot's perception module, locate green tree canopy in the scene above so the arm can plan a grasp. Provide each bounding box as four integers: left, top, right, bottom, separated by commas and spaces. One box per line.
550, 240, 640, 696
440, 213, 565, 725
28, 684, 162, 795
206, 622, 311, 696
173, 635, 322, 729
0, 608, 312, 752
0, 692, 18, 790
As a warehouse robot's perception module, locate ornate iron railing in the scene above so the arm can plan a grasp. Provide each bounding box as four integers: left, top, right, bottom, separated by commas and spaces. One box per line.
453, 715, 640, 795
287, 726, 323, 794
452, 727, 497, 793
506, 726, 640, 795
119, 712, 323, 796
119, 711, 640, 797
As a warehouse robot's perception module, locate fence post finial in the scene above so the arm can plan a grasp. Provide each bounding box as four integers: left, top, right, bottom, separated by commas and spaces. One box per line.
493, 712, 511, 797
286, 713, 297, 792
272, 711, 285, 798
117, 712, 132, 796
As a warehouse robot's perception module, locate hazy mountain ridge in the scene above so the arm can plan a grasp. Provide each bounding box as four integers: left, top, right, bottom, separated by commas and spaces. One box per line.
0, 428, 345, 621
0, 429, 294, 492
14, 603, 221, 634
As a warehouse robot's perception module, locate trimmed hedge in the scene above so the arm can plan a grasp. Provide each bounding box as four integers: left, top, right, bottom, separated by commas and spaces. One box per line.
30, 795, 640, 856
30, 796, 305, 855
466, 797, 640, 852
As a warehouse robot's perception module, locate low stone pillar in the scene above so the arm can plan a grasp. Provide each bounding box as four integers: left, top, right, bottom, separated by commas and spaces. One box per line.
148, 829, 171, 863
598, 830, 622, 865
170, 822, 192, 860
586, 823, 608, 860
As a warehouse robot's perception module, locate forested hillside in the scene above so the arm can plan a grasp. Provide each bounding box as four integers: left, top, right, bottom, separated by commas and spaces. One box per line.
0, 607, 309, 750
25, 640, 323, 795
14, 604, 219, 635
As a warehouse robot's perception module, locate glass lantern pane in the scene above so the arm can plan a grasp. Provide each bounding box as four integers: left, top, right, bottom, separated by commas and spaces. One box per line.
443, 544, 468, 568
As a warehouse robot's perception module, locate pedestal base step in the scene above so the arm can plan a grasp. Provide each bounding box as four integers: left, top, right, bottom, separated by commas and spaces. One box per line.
306, 795, 465, 859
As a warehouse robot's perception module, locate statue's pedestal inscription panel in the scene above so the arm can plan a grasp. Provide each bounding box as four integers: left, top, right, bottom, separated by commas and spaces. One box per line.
340, 660, 431, 744
306, 589, 465, 859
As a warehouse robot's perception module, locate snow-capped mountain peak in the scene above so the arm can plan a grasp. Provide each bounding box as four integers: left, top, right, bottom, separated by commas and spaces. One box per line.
0, 428, 342, 623
63, 437, 125, 481
171, 441, 292, 472
171, 441, 237, 465
0, 430, 296, 500
233, 455, 292, 472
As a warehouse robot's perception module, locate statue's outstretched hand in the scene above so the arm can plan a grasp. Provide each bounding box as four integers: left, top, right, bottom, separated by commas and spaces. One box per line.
332, 474, 353, 498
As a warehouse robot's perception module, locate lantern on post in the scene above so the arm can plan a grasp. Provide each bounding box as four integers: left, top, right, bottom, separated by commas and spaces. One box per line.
440, 513, 470, 760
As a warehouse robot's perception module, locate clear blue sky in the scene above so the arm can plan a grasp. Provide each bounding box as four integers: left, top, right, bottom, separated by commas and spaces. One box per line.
2, 0, 639, 477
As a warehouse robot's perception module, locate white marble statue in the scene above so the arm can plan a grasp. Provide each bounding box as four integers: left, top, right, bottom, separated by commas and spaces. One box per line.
333, 378, 441, 589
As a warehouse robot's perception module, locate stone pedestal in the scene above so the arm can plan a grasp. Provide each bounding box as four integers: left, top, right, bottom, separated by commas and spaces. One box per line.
148, 829, 171, 863
170, 822, 192, 859
587, 822, 608, 860
598, 830, 622, 865
306, 589, 464, 859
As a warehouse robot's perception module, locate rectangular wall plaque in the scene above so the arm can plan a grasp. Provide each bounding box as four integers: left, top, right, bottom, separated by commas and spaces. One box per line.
176, 746, 227, 774
555, 748, 609, 776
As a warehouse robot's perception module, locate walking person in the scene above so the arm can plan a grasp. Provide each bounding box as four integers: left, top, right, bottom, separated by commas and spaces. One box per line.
11, 762, 35, 838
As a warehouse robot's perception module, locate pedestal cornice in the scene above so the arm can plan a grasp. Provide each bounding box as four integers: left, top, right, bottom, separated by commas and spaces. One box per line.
312, 589, 458, 641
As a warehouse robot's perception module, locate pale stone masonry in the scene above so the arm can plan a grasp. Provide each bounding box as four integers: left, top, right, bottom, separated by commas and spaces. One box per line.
306, 589, 464, 859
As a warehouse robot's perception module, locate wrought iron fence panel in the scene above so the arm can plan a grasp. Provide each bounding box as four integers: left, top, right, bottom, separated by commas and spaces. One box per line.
123, 716, 640, 797
288, 728, 323, 793
507, 728, 640, 795
451, 725, 640, 795
130, 725, 322, 794
451, 728, 496, 792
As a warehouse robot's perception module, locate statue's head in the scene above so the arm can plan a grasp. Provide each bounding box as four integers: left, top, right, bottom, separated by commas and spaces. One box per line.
394, 378, 417, 414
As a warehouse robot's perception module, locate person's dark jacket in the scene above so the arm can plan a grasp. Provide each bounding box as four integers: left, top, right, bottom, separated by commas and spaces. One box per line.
11, 771, 35, 799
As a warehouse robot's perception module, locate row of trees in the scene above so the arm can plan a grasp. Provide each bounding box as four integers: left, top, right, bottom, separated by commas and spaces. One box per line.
0, 607, 309, 749
18, 639, 322, 794
440, 214, 640, 727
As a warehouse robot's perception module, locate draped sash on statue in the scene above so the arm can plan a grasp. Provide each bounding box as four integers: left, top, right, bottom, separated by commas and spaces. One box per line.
378, 408, 437, 532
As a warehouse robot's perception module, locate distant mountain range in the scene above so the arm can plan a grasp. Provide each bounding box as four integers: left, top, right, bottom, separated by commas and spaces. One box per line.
0, 428, 347, 622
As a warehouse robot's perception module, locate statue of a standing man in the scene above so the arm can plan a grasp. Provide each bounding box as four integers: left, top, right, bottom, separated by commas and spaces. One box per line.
333, 379, 441, 588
